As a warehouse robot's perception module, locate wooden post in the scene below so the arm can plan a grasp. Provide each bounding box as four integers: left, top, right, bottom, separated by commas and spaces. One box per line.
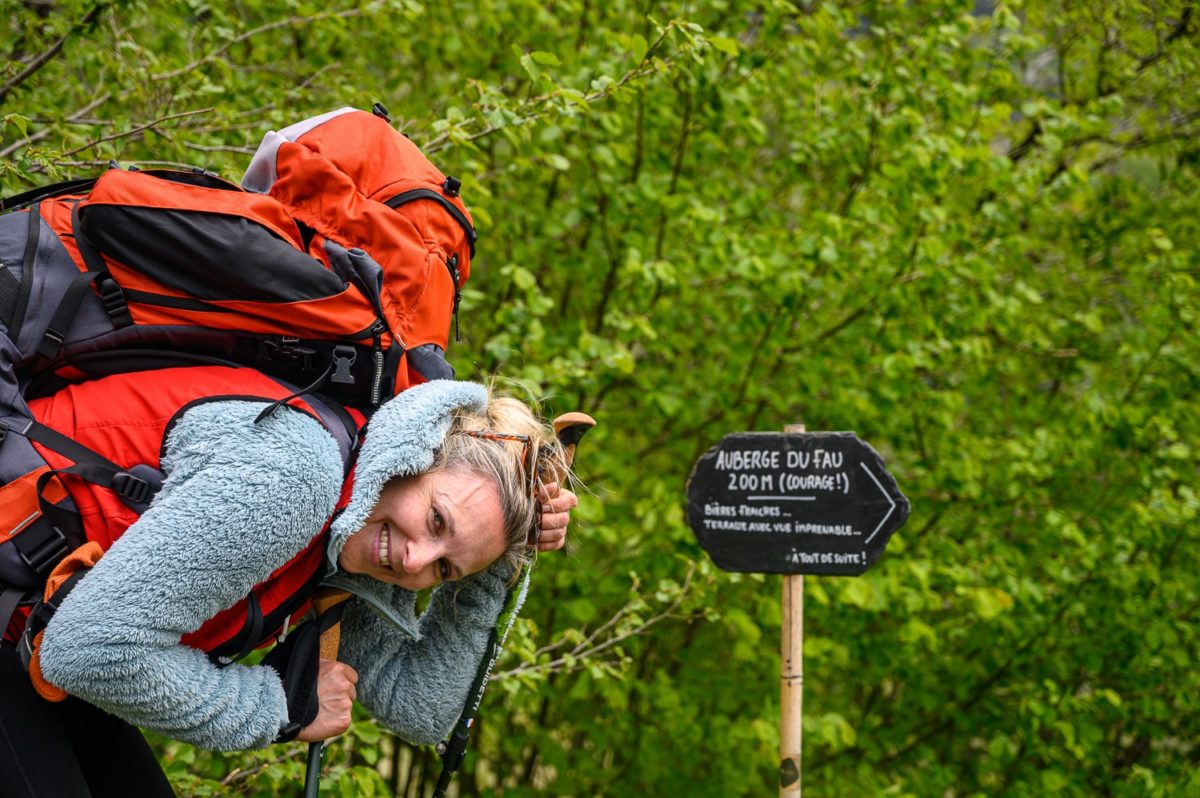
780, 423, 805, 797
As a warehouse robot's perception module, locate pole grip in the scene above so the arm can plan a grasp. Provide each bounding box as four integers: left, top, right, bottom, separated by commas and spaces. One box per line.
303, 587, 353, 798
314, 588, 352, 661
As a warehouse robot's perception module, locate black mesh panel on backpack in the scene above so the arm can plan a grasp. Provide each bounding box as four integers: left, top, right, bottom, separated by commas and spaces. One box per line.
79, 206, 346, 303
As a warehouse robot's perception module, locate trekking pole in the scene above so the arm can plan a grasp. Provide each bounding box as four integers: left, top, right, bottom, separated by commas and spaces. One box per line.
431, 411, 595, 798
303, 588, 353, 798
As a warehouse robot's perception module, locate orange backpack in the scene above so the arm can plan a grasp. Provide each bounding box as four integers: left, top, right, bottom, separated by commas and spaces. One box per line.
0, 104, 474, 404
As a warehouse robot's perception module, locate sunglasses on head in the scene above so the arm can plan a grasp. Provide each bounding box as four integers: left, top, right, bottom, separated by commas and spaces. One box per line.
463, 430, 542, 545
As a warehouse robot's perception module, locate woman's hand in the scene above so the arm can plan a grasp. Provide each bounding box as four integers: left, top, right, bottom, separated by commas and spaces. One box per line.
296, 659, 358, 742
537, 481, 579, 552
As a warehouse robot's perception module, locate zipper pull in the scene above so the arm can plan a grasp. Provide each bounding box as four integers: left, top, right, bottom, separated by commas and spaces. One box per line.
370, 321, 386, 406
447, 254, 463, 343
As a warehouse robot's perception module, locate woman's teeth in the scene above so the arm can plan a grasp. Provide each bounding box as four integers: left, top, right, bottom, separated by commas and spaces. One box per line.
379, 525, 391, 568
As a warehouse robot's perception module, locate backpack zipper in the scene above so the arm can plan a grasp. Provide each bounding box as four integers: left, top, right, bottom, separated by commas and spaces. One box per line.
370, 320, 386, 406
384, 189, 477, 257
445, 254, 462, 343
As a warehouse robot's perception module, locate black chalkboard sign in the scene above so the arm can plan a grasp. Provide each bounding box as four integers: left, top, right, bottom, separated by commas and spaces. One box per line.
686, 432, 910, 576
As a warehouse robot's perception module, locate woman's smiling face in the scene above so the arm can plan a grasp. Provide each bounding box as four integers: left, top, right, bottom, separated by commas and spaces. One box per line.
339, 469, 507, 591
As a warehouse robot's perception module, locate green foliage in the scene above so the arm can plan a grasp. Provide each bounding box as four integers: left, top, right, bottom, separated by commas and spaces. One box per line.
4, 0, 1197, 795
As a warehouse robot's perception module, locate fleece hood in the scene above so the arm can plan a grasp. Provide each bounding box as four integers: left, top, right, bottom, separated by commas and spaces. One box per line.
327, 379, 487, 569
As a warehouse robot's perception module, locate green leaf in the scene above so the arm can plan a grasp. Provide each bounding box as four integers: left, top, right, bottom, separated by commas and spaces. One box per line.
630, 33, 649, 61
519, 53, 540, 80
4, 114, 31, 138
708, 35, 740, 56
530, 50, 561, 66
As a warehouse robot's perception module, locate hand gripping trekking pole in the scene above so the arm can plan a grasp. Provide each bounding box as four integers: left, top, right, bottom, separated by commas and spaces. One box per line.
303, 588, 353, 798
431, 411, 595, 798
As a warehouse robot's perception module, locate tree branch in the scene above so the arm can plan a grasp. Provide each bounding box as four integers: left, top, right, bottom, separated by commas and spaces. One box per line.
493, 563, 697, 682
31, 107, 213, 174
421, 22, 679, 155
181, 141, 257, 155
0, 5, 105, 104
422, 62, 666, 156
1135, 5, 1194, 74
221, 746, 302, 786
0, 92, 110, 159
150, 8, 366, 82
838, 105, 880, 216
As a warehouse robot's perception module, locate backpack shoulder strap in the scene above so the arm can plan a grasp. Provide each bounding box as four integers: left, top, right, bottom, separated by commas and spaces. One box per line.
293, 392, 364, 476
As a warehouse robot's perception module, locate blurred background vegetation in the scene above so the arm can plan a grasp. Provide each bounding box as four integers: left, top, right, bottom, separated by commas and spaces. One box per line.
3, 0, 1197, 795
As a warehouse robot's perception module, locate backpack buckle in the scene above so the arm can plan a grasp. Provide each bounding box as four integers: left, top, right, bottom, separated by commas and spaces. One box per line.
261, 338, 318, 371
111, 472, 152, 504
36, 327, 65, 359
331, 346, 357, 385
17, 525, 68, 576
96, 275, 129, 323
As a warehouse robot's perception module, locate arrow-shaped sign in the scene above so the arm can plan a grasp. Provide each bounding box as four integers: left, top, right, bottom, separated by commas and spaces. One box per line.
859, 462, 898, 546
685, 432, 910, 576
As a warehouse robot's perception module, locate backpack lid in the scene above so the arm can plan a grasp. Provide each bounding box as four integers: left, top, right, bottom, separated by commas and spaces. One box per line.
242, 108, 476, 361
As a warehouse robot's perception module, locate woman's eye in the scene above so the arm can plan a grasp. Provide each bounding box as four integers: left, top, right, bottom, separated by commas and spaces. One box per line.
432, 508, 444, 531
438, 559, 451, 580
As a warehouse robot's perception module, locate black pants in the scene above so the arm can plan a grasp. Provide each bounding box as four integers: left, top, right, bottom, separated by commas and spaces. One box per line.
0, 642, 174, 797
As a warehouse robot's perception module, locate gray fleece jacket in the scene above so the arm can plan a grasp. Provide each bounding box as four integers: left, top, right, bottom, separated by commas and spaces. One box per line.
37, 380, 507, 751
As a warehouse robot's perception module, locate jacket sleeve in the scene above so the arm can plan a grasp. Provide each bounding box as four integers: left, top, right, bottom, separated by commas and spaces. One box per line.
337, 563, 510, 745
37, 401, 343, 751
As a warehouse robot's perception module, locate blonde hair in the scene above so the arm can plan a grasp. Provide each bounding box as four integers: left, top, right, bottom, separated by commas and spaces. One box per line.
426, 387, 573, 578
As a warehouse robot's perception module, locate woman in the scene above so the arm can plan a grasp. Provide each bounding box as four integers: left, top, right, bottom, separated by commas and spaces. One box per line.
0, 368, 576, 796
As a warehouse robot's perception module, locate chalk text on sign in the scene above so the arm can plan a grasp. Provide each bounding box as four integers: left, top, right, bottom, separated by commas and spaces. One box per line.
715, 449, 780, 470
786, 550, 864, 566
786, 449, 844, 470
728, 472, 775, 491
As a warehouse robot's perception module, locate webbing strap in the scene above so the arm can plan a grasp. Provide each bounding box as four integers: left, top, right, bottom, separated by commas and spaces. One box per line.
0, 263, 18, 329
33, 204, 113, 360
7, 504, 68, 576
0, 177, 97, 213
222, 592, 265, 665
18, 568, 88, 671
36, 267, 97, 360
16, 420, 124, 477
22, 568, 87, 641
0, 201, 40, 330
9, 420, 158, 506
12, 202, 41, 336
72, 203, 132, 327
